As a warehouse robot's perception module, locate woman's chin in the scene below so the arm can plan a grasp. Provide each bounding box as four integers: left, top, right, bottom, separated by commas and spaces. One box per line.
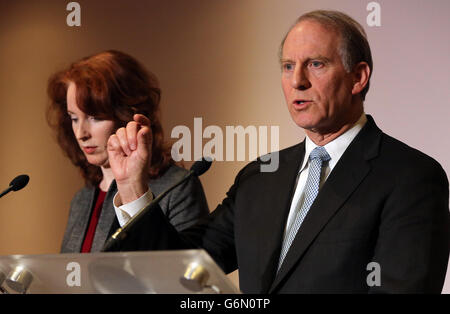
86, 156, 109, 168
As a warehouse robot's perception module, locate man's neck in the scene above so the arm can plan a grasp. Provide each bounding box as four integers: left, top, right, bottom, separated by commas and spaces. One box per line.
306, 110, 364, 146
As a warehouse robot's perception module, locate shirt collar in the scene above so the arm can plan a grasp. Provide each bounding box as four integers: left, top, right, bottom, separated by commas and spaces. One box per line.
299, 113, 367, 173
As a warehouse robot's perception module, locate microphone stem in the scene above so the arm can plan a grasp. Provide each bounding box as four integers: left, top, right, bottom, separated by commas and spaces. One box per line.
102, 171, 194, 252
0, 186, 12, 198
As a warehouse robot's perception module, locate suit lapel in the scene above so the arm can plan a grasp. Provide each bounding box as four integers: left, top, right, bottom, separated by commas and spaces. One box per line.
257, 142, 306, 293
68, 187, 96, 253
90, 181, 118, 252
269, 115, 382, 293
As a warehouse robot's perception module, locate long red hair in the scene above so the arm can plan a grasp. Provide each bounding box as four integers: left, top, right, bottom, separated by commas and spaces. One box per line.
47, 50, 173, 186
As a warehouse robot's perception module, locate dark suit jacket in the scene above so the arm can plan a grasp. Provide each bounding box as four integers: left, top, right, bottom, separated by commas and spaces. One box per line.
121, 116, 450, 293
60, 164, 209, 253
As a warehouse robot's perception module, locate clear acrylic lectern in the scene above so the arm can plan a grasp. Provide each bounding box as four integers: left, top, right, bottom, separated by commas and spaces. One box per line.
0, 250, 240, 294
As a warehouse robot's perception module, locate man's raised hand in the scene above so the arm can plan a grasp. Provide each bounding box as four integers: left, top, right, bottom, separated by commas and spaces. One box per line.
107, 114, 153, 204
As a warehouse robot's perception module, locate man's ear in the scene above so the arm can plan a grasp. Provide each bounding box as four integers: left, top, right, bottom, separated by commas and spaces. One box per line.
351, 62, 370, 96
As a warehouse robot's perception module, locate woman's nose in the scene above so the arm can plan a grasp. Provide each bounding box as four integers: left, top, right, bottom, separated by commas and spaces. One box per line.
74, 120, 91, 141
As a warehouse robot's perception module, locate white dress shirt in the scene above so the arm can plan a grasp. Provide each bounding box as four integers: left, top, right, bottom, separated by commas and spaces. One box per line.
113, 189, 153, 227
283, 113, 367, 238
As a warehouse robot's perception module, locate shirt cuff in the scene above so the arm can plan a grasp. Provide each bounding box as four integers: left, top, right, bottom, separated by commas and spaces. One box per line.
113, 189, 154, 227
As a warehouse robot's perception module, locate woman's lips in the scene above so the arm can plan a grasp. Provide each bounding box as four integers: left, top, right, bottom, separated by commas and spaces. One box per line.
83, 146, 97, 154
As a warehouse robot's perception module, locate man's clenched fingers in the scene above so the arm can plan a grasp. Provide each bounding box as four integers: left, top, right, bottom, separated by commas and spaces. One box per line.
126, 121, 139, 151
133, 114, 150, 127
107, 134, 122, 154
115, 127, 132, 156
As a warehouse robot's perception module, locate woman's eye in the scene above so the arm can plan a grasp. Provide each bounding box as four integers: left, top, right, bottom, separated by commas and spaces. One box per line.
89, 116, 102, 122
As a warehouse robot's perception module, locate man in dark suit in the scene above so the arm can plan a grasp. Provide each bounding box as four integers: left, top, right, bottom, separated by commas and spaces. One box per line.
107, 10, 450, 293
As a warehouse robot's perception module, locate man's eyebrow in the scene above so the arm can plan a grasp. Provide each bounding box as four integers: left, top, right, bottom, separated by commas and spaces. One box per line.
306, 55, 330, 61
280, 55, 331, 63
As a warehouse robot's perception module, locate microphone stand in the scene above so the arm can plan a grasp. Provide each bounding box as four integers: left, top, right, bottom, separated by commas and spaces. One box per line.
102, 170, 195, 252
0, 186, 13, 198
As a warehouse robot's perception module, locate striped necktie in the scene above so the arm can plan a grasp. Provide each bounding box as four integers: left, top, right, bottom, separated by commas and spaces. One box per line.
277, 146, 331, 271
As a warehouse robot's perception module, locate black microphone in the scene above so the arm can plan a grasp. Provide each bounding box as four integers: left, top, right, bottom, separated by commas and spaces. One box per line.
190, 157, 212, 176
0, 175, 30, 198
102, 158, 213, 252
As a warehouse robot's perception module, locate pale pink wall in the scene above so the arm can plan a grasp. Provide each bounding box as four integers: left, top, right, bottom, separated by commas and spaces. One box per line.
0, 0, 448, 292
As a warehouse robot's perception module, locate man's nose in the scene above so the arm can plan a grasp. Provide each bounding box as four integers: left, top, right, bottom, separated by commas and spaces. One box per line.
291, 65, 311, 90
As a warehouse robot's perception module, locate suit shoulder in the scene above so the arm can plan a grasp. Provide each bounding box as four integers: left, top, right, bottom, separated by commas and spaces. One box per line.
380, 133, 447, 179
149, 164, 200, 196
236, 142, 303, 181
158, 164, 190, 181
70, 185, 93, 205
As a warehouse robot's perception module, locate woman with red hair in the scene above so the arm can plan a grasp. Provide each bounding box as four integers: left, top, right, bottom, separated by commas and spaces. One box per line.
47, 50, 208, 253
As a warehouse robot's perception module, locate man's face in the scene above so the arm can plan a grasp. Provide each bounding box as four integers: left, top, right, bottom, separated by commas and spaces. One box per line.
281, 20, 358, 134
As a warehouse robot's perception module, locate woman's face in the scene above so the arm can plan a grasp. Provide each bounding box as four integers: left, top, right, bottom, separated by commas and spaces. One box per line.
66, 82, 116, 168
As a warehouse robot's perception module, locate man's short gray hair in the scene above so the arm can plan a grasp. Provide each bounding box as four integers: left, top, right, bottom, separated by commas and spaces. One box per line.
279, 10, 373, 101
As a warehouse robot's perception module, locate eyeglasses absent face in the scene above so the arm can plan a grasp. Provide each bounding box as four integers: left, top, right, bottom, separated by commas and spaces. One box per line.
66, 82, 116, 168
